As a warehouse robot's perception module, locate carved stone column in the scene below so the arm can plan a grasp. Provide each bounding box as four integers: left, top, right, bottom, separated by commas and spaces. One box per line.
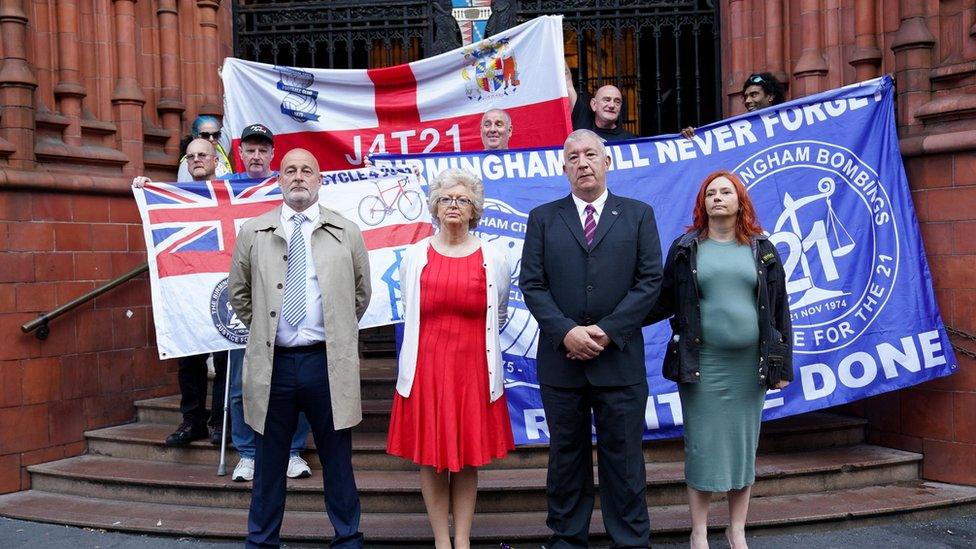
157, 0, 185, 153
0, 0, 38, 166
726, 0, 751, 114
849, 0, 882, 81
196, 0, 223, 116
111, 0, 147, 176
764, 0, 787, 83
792, 0, 828, 96
55, 0, 85, 146
890, 0, 934, 132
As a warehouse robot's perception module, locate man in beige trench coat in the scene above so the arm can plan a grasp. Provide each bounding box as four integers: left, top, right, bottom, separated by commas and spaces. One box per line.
229, 148, 371, 548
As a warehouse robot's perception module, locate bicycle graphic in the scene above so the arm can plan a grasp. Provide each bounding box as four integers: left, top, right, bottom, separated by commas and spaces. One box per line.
357, 176, 425, 226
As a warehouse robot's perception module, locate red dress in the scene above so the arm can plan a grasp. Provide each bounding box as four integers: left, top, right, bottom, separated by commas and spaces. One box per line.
387, 246, 515, 472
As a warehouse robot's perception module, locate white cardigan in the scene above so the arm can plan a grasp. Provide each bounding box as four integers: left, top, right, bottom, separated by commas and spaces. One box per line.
396, 236, 511, 402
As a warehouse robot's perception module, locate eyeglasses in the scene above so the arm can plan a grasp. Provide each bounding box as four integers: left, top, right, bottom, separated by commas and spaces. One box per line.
186, 152, 213, 160
199, 131, 222, 140
436, 196, 473, 207
746, 74, 766, 85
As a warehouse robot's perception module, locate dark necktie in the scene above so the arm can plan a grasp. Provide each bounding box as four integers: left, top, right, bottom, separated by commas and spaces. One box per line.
583, 204, 596, 247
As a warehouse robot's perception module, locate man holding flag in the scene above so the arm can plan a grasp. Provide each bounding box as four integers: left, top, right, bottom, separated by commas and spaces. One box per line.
134, 139, 230, 448
220, 123, 314, 483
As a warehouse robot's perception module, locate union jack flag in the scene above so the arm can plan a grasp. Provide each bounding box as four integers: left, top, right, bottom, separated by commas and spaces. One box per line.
142, 177, 282, 277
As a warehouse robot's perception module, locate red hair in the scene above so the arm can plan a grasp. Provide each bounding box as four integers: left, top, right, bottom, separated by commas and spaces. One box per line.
689, 170, 764, 244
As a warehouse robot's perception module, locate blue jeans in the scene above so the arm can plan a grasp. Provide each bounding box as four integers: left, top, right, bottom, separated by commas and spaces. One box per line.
229, 349, 310, 459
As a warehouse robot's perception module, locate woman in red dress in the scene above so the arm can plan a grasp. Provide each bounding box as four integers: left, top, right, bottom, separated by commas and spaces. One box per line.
387, 168, 515, 548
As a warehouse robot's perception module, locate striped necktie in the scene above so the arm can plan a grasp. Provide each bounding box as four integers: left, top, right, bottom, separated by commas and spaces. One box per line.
583, 204, 597, 247
281, 213, 309, 326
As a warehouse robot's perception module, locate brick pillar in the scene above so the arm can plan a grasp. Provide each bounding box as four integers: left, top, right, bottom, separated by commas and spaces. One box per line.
111, 0, 147, 176
196, 0, 223, 117
792, 0, 828, 96
0, 0, 38, 167
849, 0, 882, 81
725, 0, 750, 115
157, 0, 185, 154
54, 0, 85, 147
764, 0, 787, 84
890, 0, 934, 133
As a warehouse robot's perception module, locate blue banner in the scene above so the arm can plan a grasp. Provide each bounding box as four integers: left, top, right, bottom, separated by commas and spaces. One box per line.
379, 75, 957, 444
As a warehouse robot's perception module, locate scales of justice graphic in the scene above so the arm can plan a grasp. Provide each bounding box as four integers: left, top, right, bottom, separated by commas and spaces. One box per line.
772, 176, 856, 310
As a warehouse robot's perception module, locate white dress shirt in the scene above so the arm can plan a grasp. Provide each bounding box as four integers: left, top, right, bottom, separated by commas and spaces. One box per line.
274, 203, 326, 347
571, 188, 609, 228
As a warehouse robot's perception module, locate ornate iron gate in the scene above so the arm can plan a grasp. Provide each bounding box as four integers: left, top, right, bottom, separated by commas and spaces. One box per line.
233, 0, 720, 136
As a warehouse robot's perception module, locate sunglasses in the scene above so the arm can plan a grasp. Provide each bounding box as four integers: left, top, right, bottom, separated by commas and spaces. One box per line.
746, 74, 766, 85
199, 131, 222, 140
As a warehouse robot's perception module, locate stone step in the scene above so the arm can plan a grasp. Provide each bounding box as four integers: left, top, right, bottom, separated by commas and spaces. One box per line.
115, 410, 868, 467
135, 396, 395, 431
138, 377, 871, 444
27, 445, 919, 513
87, 422, 540, 471
201, 357, 397, 401
2, 481, 975, 543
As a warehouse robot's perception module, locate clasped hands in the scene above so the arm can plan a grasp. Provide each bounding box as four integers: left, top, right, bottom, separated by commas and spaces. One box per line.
564, 325, 609, 361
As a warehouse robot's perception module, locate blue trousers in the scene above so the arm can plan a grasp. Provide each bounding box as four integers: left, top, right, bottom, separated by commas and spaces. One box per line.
245, 345, 363, 548
229, 349, 310, 459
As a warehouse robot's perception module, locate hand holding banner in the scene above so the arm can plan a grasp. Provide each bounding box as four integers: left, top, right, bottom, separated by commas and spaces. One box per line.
221, 15, 572, 169
378, 75, 957, 443
134, 166, 431, 359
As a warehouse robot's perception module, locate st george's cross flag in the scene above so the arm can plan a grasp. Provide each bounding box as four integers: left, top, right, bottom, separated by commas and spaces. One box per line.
220, 16, 571, 170
134, 166, 431, 359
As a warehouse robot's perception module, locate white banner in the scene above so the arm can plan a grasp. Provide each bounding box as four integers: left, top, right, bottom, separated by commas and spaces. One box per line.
134, 167, 431, 359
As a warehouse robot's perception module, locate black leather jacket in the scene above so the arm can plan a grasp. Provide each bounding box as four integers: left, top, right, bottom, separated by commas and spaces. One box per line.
646, 231, 793, 387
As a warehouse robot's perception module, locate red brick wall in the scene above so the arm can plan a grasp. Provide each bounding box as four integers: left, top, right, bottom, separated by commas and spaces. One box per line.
0, 189, 178, 492
857, 151, 976, 485
0, 0, 234, 494
722, 0, 976, 485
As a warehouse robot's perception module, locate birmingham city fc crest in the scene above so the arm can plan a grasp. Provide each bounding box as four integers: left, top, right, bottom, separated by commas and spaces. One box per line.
210, 277, 249, 344
735, 141, 899, 354
461, 37, 520, 100
275, 65, 319, 122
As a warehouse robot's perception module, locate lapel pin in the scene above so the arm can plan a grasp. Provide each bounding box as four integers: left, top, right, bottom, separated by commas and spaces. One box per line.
611, 210, 619, 216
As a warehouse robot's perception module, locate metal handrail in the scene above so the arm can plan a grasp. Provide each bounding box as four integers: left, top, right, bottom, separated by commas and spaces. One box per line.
21, 263, 150, 340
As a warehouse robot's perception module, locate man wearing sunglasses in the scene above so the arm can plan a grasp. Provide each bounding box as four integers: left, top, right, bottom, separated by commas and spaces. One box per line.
681, 72, 786, 138
133, 139, 231, 448
177, 115, 233, 181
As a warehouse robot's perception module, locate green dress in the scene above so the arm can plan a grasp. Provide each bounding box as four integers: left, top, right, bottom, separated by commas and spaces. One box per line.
678, 238, 766, 492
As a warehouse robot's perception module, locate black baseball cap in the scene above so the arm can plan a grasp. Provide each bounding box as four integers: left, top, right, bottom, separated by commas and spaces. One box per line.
240, 123, 274, 144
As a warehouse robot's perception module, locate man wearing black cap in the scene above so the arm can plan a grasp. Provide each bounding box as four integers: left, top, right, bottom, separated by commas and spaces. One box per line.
235, 124, 276, 180
223, 124, 315, 483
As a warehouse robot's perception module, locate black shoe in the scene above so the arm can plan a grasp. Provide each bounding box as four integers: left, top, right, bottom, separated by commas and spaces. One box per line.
165, 421, 208, 447
209, 428, 224, 446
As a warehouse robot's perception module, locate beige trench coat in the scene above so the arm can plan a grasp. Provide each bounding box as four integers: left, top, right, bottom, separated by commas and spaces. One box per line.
228, 205, 371, 433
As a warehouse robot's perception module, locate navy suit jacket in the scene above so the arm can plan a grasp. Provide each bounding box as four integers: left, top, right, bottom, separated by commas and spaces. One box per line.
519, 191, 663, 388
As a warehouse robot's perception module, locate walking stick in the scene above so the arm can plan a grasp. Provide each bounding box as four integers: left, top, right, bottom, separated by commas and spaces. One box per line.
217, 350, 232, 476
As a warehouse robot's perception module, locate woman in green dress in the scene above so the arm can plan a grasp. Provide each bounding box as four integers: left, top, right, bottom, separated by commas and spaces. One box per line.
647, 171, 793, 549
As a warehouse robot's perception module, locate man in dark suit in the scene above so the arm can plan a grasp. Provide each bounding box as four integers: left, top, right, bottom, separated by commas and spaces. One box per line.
519, 129, 663, 547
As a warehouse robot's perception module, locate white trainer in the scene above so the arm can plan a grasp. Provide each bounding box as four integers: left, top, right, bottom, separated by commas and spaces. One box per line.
286, 454, 311, 479
232, 457, 255, 482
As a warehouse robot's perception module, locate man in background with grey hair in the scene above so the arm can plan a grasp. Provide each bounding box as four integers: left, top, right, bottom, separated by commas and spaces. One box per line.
480, 108, 513, 150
